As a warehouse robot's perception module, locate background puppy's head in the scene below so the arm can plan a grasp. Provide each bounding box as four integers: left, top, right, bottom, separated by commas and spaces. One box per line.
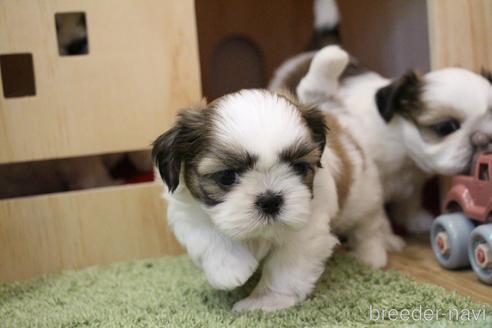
376, 68, 492, 175
153, 90, 326, 240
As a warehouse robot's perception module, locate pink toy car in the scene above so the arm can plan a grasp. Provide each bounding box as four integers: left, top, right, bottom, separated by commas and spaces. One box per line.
431, 154, 492, 284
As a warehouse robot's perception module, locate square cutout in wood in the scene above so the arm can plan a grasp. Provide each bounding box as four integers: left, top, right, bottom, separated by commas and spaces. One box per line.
0, 53, 36, 98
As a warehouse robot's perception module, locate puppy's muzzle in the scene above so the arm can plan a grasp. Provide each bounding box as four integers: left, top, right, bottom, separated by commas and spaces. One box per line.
471, 131, 492, 148
255, 191, 283, 217
471, 131, 492, 157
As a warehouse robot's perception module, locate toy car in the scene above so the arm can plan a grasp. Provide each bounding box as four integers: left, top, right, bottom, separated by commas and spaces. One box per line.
431, 154, 492, 285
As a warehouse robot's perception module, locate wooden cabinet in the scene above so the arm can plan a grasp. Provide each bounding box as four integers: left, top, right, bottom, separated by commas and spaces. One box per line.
195, 0, 314, 100
0, 0, 201, 163
0, 0, 200, 281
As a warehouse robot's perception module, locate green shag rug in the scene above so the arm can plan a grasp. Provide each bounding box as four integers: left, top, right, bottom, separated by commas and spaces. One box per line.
0, 254, 490, 328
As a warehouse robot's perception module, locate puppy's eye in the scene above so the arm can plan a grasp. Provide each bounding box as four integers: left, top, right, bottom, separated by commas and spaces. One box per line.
431, 119, 460, 137
292, 162, 310, 176
214, 170, 238, 187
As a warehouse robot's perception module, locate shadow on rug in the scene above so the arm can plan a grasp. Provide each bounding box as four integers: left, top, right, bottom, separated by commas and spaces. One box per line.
0, 254, 490, 327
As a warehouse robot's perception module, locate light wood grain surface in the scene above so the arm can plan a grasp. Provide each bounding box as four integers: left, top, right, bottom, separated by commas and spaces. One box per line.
427, 0, 492, 70
0, 0, 201, 163
388, 236, 492, 305
0, 182, 182, 282
3, 185, 492, 303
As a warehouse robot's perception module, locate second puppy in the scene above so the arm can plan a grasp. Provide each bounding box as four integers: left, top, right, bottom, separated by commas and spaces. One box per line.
152, 89, 399, 312
288, 46, 492, 233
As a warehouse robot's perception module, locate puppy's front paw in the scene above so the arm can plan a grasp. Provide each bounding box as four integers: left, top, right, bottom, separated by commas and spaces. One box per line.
406, 210, 434, 234
202, 249, 258, 290
233, 292, 298, 312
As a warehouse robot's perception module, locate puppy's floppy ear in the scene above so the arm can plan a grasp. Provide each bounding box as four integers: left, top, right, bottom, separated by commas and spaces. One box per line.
481, 68, 492, 84
301, 107, 328, 155
375, 71, 423, 122
152, 107, 206, 192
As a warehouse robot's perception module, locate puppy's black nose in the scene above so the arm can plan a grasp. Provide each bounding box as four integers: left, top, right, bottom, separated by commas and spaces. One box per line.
255, 192, 283, 216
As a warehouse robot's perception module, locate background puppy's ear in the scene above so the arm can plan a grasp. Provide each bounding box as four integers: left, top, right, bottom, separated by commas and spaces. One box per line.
481, 68, 492, 84
301, 107, 328, 155
152, 108, 206, 192
375, 71, 422, 122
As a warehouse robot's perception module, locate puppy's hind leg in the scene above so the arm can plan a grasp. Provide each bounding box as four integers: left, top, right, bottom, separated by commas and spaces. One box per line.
392, 194, 434, 234
348, 208, 399, 269
381, 214, 406, 253
297, 45, 349, 104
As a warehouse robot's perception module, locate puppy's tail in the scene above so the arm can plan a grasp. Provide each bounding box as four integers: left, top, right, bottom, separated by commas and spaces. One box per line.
314, 0, 340, 32
269, 0, 341, 93
297, 45, 349, 105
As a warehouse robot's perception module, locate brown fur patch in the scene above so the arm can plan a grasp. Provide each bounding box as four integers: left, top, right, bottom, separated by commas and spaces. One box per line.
324, 113, 354, 210
481, 68, 492, 84
408, 105, 465, 143
413, 106, 464, 126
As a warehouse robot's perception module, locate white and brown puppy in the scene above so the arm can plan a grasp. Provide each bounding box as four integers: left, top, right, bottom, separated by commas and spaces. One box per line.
287, 46, 492, 232
152, 89, 400, 312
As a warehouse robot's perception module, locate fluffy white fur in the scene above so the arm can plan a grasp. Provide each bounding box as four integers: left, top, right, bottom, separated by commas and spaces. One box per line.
297, 46, 492, 232
158, 89, 402, 312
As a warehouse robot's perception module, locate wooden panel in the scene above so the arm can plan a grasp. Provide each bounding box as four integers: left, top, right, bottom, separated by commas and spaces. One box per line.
195, 0, 313, 100
0, 183, 182, 282
0, 0, 201, 163
427, 0, 492, 70
388, 236, 492, 305
338, 0, 430, 77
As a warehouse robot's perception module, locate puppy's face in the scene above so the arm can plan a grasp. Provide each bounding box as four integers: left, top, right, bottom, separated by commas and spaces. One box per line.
376, 68, 492, 175
153, 90, 326, 240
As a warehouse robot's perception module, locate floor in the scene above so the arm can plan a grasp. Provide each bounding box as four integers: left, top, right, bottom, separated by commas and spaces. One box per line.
388, 235, 492, 305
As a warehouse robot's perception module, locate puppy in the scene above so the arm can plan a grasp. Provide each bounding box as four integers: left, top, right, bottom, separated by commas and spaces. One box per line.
152, 89, 401, 312
280, 45, 492, 232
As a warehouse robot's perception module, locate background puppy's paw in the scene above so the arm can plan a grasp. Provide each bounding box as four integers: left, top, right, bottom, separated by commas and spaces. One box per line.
202, 250, 258, 290
406, 209, 434, 234
384, 234, 406, 253
353, 243, 387, 269
233, 292, 298, 312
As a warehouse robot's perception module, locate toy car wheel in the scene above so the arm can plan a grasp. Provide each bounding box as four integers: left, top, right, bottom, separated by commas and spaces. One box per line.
468, 224, 492, 285
431, 213, 474, 269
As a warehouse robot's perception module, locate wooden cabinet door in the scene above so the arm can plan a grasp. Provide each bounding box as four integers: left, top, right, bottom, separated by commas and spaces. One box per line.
0, 0, 201, 163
